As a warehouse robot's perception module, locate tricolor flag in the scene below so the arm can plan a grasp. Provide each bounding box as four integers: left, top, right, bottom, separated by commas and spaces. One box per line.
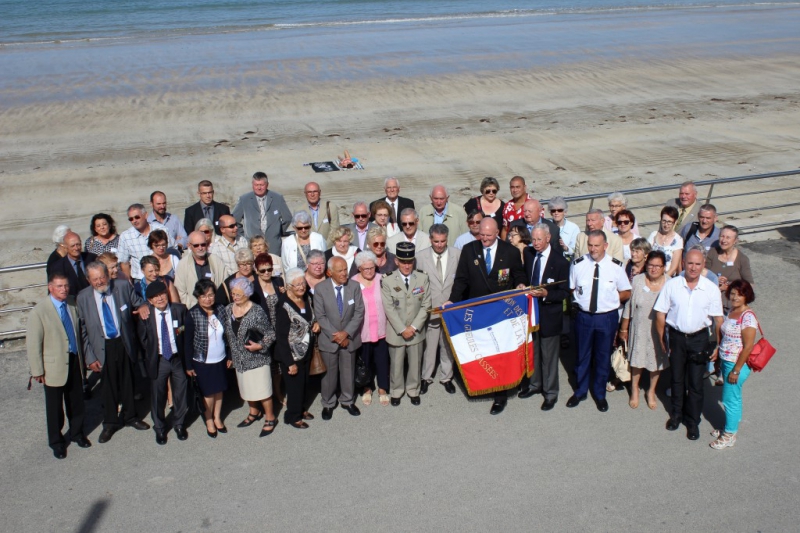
441, 289, 539, 396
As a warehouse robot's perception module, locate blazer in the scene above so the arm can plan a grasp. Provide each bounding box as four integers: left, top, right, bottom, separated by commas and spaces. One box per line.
173, 253, 226, 308
313, 278, 364, 353
509, 218, 561, 247
665, 198, 702, 234
297, 201, 340, 247
184, 200, 230, 236
573, 229, 625, 262
380, 269, 431, 346
136, 302, 188, 380
76, 280, 145, 366
369, 196, 415, 223
387, 231, 431, 255
449, 239, 526, 302
415, 246, 460, 309
281, 232, 326, 274
26, 296, 84, 387
231, 190, 293, 254
523, 247, 570, 337
51, 252, 97, 296
418, 204, 469, 246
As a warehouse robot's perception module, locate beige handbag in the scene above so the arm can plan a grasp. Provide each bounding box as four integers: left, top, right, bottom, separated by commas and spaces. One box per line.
611, 341, 631, 382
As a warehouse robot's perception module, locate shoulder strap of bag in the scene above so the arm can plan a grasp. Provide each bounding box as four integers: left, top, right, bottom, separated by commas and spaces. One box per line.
737, 309, 765, 337
326, 201, 331, 224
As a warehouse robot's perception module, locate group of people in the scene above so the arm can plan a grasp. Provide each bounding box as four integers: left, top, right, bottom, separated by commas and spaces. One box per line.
27, 174, 760, 459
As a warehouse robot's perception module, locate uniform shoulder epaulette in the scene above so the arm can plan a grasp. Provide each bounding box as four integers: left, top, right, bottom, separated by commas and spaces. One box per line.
611, 257, 624, 266
415, 269, 425, 274
573, 256, 585, 264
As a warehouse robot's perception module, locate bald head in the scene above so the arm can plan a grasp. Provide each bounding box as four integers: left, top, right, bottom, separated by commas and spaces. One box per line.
188, 231, 208, 259
523, 199, 542, 224
478, 218, 499, 248
63, 231, 83, 260
430, 185, 449, 212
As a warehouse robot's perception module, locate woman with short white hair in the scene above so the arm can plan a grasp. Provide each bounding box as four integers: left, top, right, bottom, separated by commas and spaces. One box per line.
547, 197, 580, 260
603, 192, 641, 235
281, 210, 325, 274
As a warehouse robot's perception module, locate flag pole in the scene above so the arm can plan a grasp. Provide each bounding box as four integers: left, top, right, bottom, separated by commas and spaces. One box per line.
428, 280, 567, 315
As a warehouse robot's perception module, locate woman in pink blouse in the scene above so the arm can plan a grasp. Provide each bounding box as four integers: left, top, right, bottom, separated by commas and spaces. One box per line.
353, 251, 390, 406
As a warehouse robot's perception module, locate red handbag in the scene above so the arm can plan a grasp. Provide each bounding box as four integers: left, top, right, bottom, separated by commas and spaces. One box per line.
738, 311, 776, 372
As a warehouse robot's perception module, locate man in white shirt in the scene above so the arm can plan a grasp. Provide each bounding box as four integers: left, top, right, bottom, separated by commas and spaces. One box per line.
117, 203, 174, 282
453, 210, 483, 250
387, 208, 431, 255
209, 214, 249, 277
654, 248, 723, 441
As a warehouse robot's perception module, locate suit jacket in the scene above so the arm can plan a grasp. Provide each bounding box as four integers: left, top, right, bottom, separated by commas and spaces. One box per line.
665, 198, 702, 234
573, 229, 625, 262
509, 218, 560, 247
449, 239, 526, 302
387, 231, 431, 255
381, 270, 431, 346
26, 296, 84, 387
136, 302, 188, 380
313, 278, 364, 353
418, 204, 469, 246
184, 200, 230, 236
231, 190, 293, 254
344, 222, 377, 248
523, 247, 570, 337
369, 196, 415, 223
297, 200, 340, 247
51, 252, 97, 296
281, 232, 326, 274
173, 254, 226, 308
415, 246, 460, 309
77, 280, 145, 366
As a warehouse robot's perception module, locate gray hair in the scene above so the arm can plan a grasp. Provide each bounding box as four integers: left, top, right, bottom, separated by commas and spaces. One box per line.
85, 261, 109, 278
532, 223, 550, 234
428, 223, 449, 238
195, 218, 213, 231
352, 201, 368, 213
366, 226, 387, 244
229, 277, 254, 297
284, 267, 305, 286
548, 196, 568, 212
52, 224, 71, 245
127, 203, 145, 214
235, 248, 254, 264
688, 244, 708, 258
680, 180, 697, 192
399, 207, 417, 220
699, 203, 717, 214
384, 177, 400, 187
630, 237, 652, 255
292, 210, 311, 227
430, 184, 448, 196
587, 208, 604, 217
326, 256, 345, 270
307, 249, 326, 263
607, 192, 627, 206
355, 250, 378, 269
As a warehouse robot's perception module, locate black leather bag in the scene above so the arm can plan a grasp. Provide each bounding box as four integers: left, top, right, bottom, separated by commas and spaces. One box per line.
354, 352, 372, 389
687, 334, 717, 364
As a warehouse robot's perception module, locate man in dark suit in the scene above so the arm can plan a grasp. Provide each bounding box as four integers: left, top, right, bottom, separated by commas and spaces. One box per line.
77, 262, 151, 444
136, 281, 189, 445
184, 179, 231, 236
369, 177, 414, 224
232, 172, 293, 254
508, 199, 560, 245
51, 231, 96, 297
518, 225, 570, 410
313, 256, 365, 420
26, 273, 91, 459
446, 218, 526, 415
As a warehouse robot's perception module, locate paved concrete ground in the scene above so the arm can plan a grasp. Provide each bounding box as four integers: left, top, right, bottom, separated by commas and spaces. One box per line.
2, 239, 799, 532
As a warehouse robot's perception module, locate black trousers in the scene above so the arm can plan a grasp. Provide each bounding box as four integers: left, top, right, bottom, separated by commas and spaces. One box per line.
282, 359, 309, 424
101, 337, 137, 428
44, 352, 85, 449
668, 327, 710, 428
150, 356, 188, 431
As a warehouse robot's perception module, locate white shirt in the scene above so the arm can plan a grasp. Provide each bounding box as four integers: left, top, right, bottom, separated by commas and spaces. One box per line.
654, 275, 723, 333
155, 307, 179, 355
529, 245, 551, 286
453, 231, 478, 250
570, 253, 631, 313
554, 218, 581, 257
117, 221, 174, 280
92, 289, 120, 339
385, 198, 399, 219
206, 315, 226, 364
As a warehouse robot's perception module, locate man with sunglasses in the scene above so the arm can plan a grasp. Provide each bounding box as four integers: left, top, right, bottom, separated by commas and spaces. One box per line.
174, 231, 226, 308
453, 211, 484, 250
117, 203, 174, 282
209, 214, 249, 277
344, 201, 376, 250
387, 208, 431, 255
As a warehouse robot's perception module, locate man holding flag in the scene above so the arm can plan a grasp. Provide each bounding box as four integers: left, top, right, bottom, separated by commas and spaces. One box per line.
445, 218, 526, 415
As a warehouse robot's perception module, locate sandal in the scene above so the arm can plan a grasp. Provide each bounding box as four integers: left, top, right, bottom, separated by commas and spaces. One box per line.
237, 411, 263, 428
379, 394, 390, 406
646, 393, 658, 410
606, 382, 616, 393
363, 391, 372, 406
259, 419, 277, 437
709, 432, 736, 450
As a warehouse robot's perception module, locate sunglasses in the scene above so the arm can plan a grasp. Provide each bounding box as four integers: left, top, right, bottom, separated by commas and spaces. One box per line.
128, 215, 142, 221
200, 229, 212, 234
617, 220, 632, 226
190, 243, 207, 248
401, 222, 416, 227
258, 268, 274, 274
222, 223, 237, 229
372, 242, 386, 247
353, 214, 369, 219
468, 220, 481, 225
295, 226, 311, 230
550, 209, 564, 213
483, 189, 498, 194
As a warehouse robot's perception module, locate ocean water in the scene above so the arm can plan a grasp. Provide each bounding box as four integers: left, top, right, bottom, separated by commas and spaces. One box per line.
1, 0, 798, 45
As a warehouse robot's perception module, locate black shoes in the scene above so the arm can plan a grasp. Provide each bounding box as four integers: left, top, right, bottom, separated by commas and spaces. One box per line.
342, 404, 361, 416
666, 417, 681, 431
155, 431, 168, 445
53, 446, 67, 460
237, 412, 264, 428
207, 428, 218, 438
175, 426, 188, 441
541, 398, 557, 411
98, 427, 117, 443
443, 381, 456, 394
687, 426, 700, 440
490, 401, 506, 415
127, 420, 150, 431
321, 407, 334, 420
420, 381, 430, 395
596, 399, 609, 412
518, 387, 541, 399
259, 419, 277, 437
410, 396, 421, 406
566, 395, 587, 408
391, 397, 401, 407
73, 435, 92, 448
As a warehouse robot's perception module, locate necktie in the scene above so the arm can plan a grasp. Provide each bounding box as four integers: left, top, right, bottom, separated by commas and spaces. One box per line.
75, 259, 87, 289
405, 277, 409, 291
436, 254, 443, 280
59, 302, 79, 354
532, 253, 542, 287
485, 247, 492, 274
102, 293, 119, 338
589, 264, 600, 314
677, 207, 687, 228
258, 196, 268, 234
390, 202, 397, 223
336, 286, 343, 317
203, 206, 211, 219
160, 312, 173, 360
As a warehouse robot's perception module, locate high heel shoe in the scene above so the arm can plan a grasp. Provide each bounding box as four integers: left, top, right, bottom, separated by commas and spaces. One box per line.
237, 411, 263, 428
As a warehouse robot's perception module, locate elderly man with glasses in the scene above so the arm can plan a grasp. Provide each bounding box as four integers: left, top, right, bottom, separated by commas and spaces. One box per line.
387, 208, 431, 255
209, 214, 250, 277
174, 231, 226, 308
344, 201, 377, 251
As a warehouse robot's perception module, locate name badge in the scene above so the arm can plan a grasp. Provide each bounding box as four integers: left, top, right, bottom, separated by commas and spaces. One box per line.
726, 261, 734, 267
119, 304, 128, 311
643, 286, 651, 293
110, 247, 117, 253
547, 278, 554, 283
323, 218, 329, 223
205, 272, 213, 278
347, 299, 355, 305
215, 221, 219, 226
173, 320, 179, 328
273, 209, 279, 215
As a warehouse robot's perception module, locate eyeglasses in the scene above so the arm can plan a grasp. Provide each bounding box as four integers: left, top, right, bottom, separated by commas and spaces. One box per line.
128, 215, 142, 221
616, 220, 632, 226
360, 266, 376, 271
295, 226, 311, 230
200, 229, 212, 234
353, 214, 369, 219
646, 264, 665, 269
401, 222, 415, 227
305, 190, 320, 194
468, 219, 481, 225
661, 219, 675, 225
222, 223, 237, 229
308, 262, 325, 267
190, 243, 207, 248
258, 268, 274, 274
550, 209, 564, 213
239, 262, 254, 267
371, 242, 386, 247
483, 189, 498, 194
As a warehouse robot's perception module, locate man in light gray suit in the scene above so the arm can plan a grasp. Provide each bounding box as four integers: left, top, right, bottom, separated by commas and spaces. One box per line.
415, 224, 460, 394
77, 262, 151, 444
344, 201, 377, 250
297, 181, 340, 247
314, 256, 365, 420
232, 171, 293, 255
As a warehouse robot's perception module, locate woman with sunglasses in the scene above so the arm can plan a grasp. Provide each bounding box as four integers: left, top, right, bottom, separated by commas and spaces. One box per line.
463, 177, 505, 228
614, 209, 639, 261
365, 226, 397, 275
281, 211, 326, 274
647, 206, 684, 278
547, 197, 580, 261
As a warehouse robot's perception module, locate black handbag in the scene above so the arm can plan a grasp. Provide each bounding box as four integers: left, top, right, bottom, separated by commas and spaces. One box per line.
354, 352, 372, 389
687, 335, 717, 364
190, 377, 206, 418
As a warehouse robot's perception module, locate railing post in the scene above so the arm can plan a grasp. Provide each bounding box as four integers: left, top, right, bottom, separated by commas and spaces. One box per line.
706, 183, 715, 204
588, 198, 595, 212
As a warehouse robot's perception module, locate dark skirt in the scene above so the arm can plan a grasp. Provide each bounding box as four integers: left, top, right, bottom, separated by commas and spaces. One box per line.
194, 359, 228, 397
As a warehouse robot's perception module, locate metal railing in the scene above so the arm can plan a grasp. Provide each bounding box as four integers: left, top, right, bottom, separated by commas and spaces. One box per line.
2, 169, 799, 341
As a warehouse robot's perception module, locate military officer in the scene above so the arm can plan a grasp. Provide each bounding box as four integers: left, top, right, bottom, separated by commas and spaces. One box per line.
381, 242, 431, 406
568, 230, 631, 412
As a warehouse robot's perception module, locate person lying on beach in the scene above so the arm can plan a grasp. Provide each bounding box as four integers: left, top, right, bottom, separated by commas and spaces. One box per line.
338, 150, 358, 169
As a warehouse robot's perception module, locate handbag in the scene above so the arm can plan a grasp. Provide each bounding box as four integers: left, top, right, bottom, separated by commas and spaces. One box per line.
354, 351, 373, 388
308, 335, 327, 376
611, 341, 631, 382
738, 310, 776, 372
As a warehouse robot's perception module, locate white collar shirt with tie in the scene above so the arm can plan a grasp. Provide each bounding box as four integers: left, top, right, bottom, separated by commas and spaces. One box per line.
483, 240, 499, 269
433, 248, 448, 279
531, 245, 551, 286
155, 306, 179, 355
92, 289, 120, 339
